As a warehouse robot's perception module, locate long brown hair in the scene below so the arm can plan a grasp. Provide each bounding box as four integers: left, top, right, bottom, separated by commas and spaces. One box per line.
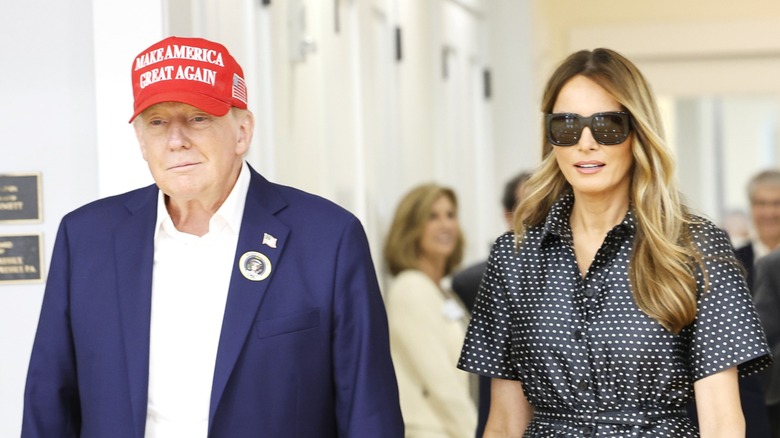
515, 48, 705, 333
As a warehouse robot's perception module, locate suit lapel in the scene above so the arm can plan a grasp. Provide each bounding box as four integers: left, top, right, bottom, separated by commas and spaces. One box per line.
114, 186, 158, 438
209, 169, 290, 426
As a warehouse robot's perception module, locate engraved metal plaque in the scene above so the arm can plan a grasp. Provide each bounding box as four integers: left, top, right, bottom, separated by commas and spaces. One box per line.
0, 173, 42, 223
0, 234, 43, 283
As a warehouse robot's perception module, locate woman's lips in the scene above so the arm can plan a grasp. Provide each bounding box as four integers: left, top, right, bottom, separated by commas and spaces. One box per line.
574, 161, 605, 174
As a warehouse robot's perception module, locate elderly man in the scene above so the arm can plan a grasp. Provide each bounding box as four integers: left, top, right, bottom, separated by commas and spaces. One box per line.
735, 169, 780, 290
22, 36, 403, 438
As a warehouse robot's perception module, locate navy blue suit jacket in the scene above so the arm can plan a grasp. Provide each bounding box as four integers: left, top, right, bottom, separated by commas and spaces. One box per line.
22, 166, 404, 437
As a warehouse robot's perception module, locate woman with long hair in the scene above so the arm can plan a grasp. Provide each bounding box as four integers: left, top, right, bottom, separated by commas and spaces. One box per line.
458, 48, 770, 437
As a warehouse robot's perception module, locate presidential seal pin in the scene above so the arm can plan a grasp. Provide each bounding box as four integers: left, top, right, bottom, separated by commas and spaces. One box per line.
239, 251, 272, 281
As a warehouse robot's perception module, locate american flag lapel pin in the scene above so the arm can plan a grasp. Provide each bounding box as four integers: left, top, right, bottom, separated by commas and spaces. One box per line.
262, 232, 277, 249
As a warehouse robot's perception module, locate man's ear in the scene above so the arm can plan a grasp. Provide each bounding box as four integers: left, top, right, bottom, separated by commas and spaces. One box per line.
235, 110, 255, 156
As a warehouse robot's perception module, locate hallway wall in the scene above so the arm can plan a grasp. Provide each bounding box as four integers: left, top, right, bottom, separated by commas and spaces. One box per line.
0, 1, 98, 433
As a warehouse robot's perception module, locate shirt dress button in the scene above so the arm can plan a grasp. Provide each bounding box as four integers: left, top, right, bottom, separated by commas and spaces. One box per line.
583, 288, 595, 298
574, 329, 584, 341
577, 379, 589, 391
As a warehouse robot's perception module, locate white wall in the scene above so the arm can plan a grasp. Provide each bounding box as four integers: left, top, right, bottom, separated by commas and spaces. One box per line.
485, 0, 536, 243
93, 2, 165, 197
0, 1, 98, 435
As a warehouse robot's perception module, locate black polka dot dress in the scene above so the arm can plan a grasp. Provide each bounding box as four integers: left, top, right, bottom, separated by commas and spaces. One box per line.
458, 194, 771, 437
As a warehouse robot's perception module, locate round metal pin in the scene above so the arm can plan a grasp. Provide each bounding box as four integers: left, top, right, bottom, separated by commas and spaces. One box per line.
239, 251, 272, 281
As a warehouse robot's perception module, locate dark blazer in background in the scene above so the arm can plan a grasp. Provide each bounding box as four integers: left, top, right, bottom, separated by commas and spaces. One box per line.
451, 261, 486, 314
22, 165, 404, 438
756, 249, 780, 402
754, 249, 780, 438
735, 243, 756, 293
451, 261, 490, 438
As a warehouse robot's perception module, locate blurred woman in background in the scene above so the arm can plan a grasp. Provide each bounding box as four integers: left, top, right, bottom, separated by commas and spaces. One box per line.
384, 183, 477, 438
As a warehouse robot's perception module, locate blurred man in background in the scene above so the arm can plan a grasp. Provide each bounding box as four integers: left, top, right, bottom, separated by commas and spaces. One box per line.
735, 169, 780, 290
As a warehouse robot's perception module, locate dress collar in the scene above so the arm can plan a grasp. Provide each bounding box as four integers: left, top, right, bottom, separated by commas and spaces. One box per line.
537, 192, 637, 246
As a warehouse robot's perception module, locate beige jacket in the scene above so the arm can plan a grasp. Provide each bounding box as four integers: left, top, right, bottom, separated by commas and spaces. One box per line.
386, 270, 477, 438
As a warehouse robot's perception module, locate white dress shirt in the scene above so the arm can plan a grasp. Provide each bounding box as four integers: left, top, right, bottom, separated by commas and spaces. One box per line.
145, 163, 250, 438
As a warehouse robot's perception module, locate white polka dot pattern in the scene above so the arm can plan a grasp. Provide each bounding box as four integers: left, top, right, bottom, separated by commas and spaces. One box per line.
458, 194, 771, 437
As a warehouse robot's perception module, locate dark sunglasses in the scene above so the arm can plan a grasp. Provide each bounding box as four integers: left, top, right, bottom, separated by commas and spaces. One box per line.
545, 111, 632, 146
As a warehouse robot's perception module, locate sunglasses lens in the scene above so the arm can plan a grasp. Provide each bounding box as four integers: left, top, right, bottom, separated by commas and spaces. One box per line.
592, 113, 629, 145
549, 115, 581, 146
548, 112, 630, 146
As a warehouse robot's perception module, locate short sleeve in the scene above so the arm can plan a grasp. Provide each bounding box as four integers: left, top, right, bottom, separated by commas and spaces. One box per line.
458, 234, 521, 380
688, 222, 771, 381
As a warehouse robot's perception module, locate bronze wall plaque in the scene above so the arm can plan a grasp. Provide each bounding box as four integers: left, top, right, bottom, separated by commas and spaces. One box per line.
0, 173, 42, 223
0, 234, 43, 283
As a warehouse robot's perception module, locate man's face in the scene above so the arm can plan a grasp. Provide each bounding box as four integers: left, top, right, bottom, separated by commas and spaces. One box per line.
133, 102, 253, 206
750, 183, 780, 248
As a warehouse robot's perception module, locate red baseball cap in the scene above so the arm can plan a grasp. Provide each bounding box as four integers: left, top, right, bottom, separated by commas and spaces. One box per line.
129, 36, 248, 122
